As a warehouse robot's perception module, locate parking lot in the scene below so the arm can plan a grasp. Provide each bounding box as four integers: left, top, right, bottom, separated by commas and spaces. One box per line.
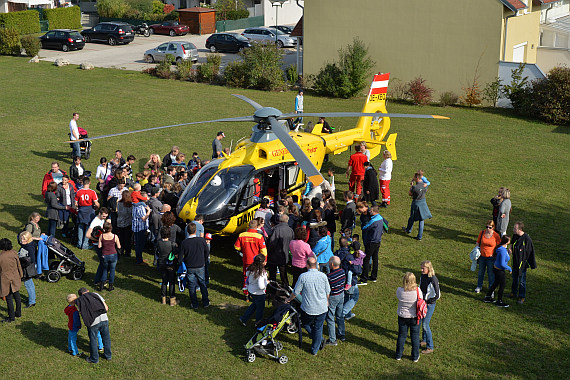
38, 31, 299, 71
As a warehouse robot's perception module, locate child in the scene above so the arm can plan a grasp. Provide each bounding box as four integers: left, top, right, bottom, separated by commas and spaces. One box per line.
328, 168, 335, 196
131, 183, 149, 204
416, 170, 430, 187
172, 153, 187, 170
65, 294, 104, 357
141, 170, 151, 186
135, 172, 145, 185
65, 294, 82, 357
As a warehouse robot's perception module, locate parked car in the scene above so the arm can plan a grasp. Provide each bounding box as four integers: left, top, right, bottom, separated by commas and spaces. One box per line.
269, 25, 294, 35
81, 22, 134, 46
149, 21, 190, 36
144, 41, 198, 63
205, 33, 251, 53
242, 27, 296, 48
39, 29, 85, 52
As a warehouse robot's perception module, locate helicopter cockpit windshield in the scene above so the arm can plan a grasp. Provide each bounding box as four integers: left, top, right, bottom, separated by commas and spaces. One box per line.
195, 165, 255, 221
177, 160, 221, 215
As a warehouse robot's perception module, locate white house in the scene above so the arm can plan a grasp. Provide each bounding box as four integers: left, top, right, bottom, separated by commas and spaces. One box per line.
0, 0, 53, 13
537, 0, 570, 73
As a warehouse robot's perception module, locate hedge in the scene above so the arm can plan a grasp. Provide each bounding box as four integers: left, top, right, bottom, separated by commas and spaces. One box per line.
0, 10, 40, 34
44, 6, 82, 30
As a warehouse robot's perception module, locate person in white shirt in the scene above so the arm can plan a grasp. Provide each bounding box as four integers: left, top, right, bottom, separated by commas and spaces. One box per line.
378, 150, 393, 208
69, 113, 81, 159
360, 142, 371, 161
238, 254, 268, 325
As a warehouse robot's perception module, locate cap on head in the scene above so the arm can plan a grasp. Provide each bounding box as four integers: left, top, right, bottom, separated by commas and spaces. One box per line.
217, 131, 225, 137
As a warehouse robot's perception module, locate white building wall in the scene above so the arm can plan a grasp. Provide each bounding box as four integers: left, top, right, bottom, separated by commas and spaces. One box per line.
262, 0, 303, 26
0, 0, 8, 13
540, 0, 570, 23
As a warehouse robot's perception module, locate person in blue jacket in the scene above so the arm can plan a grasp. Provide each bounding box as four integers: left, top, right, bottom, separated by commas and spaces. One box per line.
312, 226, 332, 274
484, 235, 512, 307
360, 205, 387, 284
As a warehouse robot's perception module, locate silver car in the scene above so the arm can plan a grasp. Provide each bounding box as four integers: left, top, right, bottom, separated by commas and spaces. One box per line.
144, 41, 198, 63
242, 27, 296, 48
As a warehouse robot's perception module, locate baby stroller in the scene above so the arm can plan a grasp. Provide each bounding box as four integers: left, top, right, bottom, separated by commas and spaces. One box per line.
69, 126, 92, 159
265, 281, 301, 334
244, 302, 300, 364
45, 236, 85, 283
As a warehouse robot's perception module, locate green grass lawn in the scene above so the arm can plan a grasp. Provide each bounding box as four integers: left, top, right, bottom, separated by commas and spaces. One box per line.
0, 56, 568, 379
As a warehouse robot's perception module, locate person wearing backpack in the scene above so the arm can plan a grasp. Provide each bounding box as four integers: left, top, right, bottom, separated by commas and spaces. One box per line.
157, 227, 179, 306
419, 260, 440, 355
395, 272, 423, 362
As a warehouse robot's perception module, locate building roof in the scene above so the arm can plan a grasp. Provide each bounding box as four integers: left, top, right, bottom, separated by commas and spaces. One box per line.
290, 17, 302, 37
178, 7, 216, 13
534, 0, 562, 4
500, 0, 528, 11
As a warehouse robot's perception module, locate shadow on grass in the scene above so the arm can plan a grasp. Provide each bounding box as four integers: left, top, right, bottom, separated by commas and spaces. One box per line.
16, 321, 90, 353
551, 125, 570, 134
31, 150, 73, 165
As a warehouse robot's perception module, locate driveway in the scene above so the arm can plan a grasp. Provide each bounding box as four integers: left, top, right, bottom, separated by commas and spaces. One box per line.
38, 31, 300, 72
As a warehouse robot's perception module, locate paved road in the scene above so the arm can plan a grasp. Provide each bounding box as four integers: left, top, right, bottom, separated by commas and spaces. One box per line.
39, 31, 299, 72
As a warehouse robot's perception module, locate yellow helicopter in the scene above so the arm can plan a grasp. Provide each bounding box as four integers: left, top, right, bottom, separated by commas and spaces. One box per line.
70, 73, 447, 235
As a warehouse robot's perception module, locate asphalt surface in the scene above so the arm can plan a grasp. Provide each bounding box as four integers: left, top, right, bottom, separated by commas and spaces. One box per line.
38, 30, 300, 72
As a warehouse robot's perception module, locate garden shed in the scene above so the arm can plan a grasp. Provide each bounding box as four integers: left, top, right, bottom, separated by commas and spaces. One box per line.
178, 7, 216, 35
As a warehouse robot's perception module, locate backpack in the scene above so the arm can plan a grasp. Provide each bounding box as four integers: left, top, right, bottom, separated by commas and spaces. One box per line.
416, 288, 427, 324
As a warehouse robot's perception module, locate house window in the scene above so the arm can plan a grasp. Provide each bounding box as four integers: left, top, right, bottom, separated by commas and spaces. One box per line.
555, 33, 569, 48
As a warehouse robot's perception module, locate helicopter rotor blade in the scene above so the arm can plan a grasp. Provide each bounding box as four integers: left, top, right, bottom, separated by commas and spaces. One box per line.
63, 116, 256, 143
231, 94, 264, 110
268, 117, 325, 187
277, 112, 450, 120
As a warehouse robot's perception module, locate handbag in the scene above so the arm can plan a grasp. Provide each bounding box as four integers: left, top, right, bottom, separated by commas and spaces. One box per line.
416, 288, 427, 324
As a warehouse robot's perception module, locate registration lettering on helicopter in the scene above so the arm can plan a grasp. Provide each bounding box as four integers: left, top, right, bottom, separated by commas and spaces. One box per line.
237, 210, 256, 226
271, 147, 289, 157
368, 73, 389, 102
306, 146, 317, 154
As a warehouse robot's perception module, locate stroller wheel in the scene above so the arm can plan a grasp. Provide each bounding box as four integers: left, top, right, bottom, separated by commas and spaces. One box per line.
246, 350, 256, 363
278, 355, 288, 364
47, 270, 61, 283
286, 322, 298, 334
275, 341, 283, 351
71, 269, 84, 281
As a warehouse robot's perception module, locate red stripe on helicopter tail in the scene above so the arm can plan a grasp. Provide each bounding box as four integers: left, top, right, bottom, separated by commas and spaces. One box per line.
369, 87, 388, 95
373, 73, 390, 82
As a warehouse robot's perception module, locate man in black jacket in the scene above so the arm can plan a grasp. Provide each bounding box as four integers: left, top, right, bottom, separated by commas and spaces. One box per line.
362, 161, 379, 206
76, 287, 111, 363
510, 221, 537, 304
267, 214, 294, 287
179, 223, 210, 309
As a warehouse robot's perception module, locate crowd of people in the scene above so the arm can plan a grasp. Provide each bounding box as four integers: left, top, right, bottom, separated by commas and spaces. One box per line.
0, 114, 539, 363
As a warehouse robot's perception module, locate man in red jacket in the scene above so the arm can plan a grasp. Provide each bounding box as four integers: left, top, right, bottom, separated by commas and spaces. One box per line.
234, 219, 267, 297
42, 162, 75, 197
346, 145, 368, 199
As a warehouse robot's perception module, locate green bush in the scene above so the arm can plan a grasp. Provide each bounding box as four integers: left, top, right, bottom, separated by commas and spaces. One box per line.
405, 77, 433, 106
0, 10, 40, 34
526, 66, 570, 125
206, 53, 221, 74
223, 60, 248, 88
503, 64, 529, 112
286, 64, 298, 84
198, 63, 215, 82
217, 9, 249, 21
155, 54, 175, 79
439, 91, 458, 107
152, 0, 163, 14
127, 0, 153, 15
96, 0, 129, 18
242, 42, 284, 90
483, 77, 502, 107
164, 11, 179, 21
43, 6, 82, 30
176, 59, 195, 81
0, 27, 21, 56
20, 34, 41, 57
313, 37, 375, 98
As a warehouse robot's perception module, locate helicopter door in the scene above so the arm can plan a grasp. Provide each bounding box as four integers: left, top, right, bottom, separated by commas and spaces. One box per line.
280, 163, 300, 193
